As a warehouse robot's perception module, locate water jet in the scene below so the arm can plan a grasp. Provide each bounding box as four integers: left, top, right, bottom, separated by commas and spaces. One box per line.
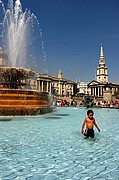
0, 0, 52, 116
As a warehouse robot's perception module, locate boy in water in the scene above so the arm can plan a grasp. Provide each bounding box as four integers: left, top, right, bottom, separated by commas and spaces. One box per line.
82, 109, 100, 138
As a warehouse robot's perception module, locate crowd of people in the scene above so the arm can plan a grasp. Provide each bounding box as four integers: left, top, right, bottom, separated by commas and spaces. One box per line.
95, 100, 115, 107
52, 98, 119, 109
52, 99, 77, 107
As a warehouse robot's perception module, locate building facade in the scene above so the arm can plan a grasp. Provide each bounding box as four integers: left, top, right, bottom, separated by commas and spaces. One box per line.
51, 70, 74, 96
88, 44, 119, 98
77, 82, 89, 95
23, 70, 75, 96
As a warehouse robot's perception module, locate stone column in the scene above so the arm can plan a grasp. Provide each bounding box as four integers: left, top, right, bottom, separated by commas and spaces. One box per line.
60, 83, 62, 95
93, 87, 94, 96
102, 87, 103, 96
98, 87, 100, 97
100, 86, 102, 96
42, 81, 44, 92
91, 87, 93, 96
94, 87, 96, 96
47, 82, 49, 92
36, 80, 38, 91
58, 82, 61, 95
71, 85, 74, 95
64, 84, 66, 95
38, 81, 40, 92
40, 81, 42, 92
49, 82, 51, 94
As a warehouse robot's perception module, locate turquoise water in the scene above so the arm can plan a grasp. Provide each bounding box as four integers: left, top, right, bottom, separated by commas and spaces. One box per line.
0, 107, 119, 180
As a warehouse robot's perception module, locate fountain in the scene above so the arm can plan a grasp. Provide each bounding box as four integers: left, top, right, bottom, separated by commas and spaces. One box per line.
0, 0, 52, 116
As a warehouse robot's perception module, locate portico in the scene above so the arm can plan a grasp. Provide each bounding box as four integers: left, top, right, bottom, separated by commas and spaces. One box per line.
37, 74, 52, 94
89, 80, 119, 97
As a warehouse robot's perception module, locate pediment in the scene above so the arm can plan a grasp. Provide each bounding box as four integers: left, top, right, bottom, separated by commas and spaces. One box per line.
88, 80, 100, 86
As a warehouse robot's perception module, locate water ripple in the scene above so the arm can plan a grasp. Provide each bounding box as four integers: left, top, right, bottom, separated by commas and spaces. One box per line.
0, 107, 119, 179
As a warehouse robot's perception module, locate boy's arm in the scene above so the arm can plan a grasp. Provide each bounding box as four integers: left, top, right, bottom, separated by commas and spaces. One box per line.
82, 118, 86, 134
94, 120, 100, 132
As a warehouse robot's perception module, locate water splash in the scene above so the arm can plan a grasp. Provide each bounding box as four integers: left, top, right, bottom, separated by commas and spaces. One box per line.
0, 0, 47, 69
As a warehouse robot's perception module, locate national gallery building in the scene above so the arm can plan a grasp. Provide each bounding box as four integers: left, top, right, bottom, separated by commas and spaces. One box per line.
20, 70, 75, 97
32, 70, 75, 96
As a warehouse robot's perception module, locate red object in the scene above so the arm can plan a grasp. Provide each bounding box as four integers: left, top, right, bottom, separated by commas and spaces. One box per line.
115, 101, 119, 104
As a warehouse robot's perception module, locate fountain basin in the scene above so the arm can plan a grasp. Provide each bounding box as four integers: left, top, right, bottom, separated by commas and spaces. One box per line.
0, 89, 52, 116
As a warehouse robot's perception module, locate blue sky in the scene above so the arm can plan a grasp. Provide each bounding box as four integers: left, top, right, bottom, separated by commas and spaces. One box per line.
1, 0, 119, 82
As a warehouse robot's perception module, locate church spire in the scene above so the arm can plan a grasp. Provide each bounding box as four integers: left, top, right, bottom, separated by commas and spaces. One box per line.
96, 44, 108, 82
99, 43, 105, 65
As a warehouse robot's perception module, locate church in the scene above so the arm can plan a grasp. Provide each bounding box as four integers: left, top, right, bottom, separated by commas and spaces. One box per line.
88, 44, 119, 101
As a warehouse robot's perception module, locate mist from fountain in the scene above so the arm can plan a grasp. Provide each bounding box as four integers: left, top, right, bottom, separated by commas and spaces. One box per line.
0, 0, 47, 69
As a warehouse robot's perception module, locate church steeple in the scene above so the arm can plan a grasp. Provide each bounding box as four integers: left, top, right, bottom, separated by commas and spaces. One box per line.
99, 43, 105, 65
96, 44, 108, 82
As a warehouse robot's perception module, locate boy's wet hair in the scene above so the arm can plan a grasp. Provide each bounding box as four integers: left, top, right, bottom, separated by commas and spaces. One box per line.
87, 109, 94, 115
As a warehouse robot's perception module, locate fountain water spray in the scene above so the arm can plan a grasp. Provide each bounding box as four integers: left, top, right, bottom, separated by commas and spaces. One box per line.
0, 0, 52, 116
0, 0, 47, 69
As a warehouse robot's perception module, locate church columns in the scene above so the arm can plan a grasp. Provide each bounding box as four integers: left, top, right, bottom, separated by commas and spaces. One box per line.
90, 86, 104, 97
100, 86, 102, 96
92, 87, 95, 96
98, 86, 103, 96
93, 87, 95, 96
93, 88, 95, 96
91, 88, 93, 96
113, 87, 119, 96
98, 87, 100, 97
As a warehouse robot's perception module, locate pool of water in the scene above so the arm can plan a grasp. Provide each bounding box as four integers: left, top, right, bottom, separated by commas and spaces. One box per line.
0, 107, 119, 179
